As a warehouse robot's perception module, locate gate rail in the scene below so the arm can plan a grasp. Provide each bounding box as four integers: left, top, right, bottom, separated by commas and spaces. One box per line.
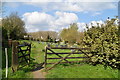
45, 47, 91, 71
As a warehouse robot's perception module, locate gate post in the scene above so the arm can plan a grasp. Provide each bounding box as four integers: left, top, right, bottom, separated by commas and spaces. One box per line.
12, 40, 19, 72
28, 44, 31, 63
44, 46, 47, 70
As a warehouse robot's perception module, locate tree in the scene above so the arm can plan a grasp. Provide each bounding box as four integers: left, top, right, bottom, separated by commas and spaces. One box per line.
2, 12, 26, 40
60, 23, 79, 44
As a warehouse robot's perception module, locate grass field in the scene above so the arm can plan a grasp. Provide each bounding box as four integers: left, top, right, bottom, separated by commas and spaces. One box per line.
46, 64, 118, 78
2, 40, 119, 78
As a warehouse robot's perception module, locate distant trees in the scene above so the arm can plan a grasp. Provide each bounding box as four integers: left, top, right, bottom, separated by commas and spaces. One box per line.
60, 23, 84, 44
2, 12, 26, 40
28, 31, 58, 42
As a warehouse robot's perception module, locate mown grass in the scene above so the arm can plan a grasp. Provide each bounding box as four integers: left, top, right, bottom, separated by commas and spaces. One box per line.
2, 40, 119, 78
46, 64, 118, 78
41, 42, 119, 78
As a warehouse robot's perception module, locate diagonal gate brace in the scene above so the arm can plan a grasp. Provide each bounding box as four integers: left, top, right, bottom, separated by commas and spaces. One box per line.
46, 49, 77, 71
47, 48, 70, 63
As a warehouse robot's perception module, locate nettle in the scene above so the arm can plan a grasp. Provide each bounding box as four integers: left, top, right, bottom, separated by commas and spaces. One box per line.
82, 18, 120, 69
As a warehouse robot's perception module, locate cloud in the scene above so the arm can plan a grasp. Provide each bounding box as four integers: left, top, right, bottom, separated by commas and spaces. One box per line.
23, 12, 53, 25
92, 12, 101, 16
22, 11, 78, 32
77, 22, 87, 31
88, 20, 105, 28
0, 18, 2, 21
5, 0, 117, 12
25, 2, 117, 12
54, 11, 78, 26
3, 0, 120, 2
77, 20, 104, 32
5, 2, 20, 8
22, 11, 105, 32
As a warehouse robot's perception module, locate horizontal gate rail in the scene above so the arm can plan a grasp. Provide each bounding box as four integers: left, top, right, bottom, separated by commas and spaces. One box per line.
47, 61, 87, 64
47, 57, 88, 59
47, 52, 86, 54
44, 47, 91, 71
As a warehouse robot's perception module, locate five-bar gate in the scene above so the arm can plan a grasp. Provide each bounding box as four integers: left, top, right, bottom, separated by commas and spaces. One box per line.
44, 47, 91, 71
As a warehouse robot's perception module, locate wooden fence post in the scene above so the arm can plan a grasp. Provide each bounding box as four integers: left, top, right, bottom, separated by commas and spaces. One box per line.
12, 41, 19, 72
44, 46, 47, 70
5, 48, 8, 78
29, 44, 31, 63
26, 44, 31, 63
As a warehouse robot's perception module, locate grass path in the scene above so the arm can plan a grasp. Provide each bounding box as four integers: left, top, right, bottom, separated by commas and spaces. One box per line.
30, 41, 46, 78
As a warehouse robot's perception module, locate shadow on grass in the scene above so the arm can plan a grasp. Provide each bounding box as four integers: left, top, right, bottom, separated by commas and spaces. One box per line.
18, 58, 44, 73
31, 62, 44, 72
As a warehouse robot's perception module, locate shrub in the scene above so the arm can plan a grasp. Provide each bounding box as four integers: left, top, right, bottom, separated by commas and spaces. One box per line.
82, 17, 120, 69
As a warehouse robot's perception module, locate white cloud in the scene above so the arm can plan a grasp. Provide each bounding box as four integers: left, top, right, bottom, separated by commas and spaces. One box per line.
77, 20, 104, 32
25, 2, 117, 12
3, 0, 119, 2
77, 22, 87, 32
92, 12, 101, 16
23, 12, 53, 25
22, 11, 78, 32
0, 18, 2, 21
5, 1, 117, 17
88, 20, 105, 28
54, 11, 78, 26
22, 11, 105, 32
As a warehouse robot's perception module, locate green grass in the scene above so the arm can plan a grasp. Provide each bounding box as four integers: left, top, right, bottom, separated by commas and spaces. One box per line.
2, 40, 119, 78
2, 40, 46, 78
46, 64, 118, 78
2, 67, 31, 78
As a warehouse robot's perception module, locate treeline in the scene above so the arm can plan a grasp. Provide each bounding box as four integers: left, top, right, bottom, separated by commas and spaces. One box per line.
28, 23, 84, 44
27, 31, 59, 42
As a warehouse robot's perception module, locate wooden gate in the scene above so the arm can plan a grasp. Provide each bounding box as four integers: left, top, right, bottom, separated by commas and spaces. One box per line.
17, 43, 31, 65
44, 47, 90, 71
12, 41, 31, 72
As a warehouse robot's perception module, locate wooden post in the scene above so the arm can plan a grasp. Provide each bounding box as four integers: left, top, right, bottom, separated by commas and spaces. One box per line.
12, 41, 19, 72
44, 46, 47, 70
8, 39, 12, 47
28, 44, 31, 63
5, 48, 8, 78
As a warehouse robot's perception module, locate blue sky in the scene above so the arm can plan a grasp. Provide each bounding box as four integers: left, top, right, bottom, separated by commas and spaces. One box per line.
3, 1, 118, 32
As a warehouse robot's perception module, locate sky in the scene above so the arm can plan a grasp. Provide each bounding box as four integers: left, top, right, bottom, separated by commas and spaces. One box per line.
2, 0, 119, 32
